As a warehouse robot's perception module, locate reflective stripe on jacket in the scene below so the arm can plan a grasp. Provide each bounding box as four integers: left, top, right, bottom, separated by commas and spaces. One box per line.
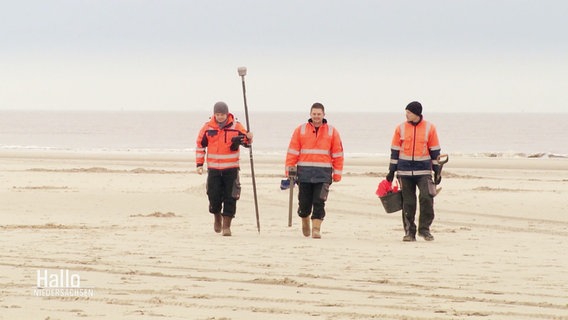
285, 119, 344, 183
195, 113, 248, 170
389, 118, 441, 176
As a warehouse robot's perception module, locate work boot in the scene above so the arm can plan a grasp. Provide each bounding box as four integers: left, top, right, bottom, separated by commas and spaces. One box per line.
222, 216, 232, 237
213, 214, 222, 233
403, 233, 416, 242
312, 219, 323, 239
301, 217, 311, 237
418, 231, 434, 241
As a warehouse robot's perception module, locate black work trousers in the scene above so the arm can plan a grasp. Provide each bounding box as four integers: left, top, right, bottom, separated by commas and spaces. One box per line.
400, 175, 435, 236
297, 182, 329, 220
206, 168, 240, 218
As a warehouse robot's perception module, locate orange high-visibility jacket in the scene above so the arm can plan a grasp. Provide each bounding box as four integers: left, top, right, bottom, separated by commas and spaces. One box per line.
389, 118, 441, 176
196, 113, 249, 170
286, 119, 344, 183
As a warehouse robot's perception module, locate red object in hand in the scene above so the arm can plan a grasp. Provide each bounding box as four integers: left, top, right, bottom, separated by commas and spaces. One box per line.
376, 179, 399, 197
376, 179, 391, 197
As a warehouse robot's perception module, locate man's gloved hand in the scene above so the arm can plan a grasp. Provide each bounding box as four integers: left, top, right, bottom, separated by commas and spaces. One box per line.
230, 135, 247, 151
197, 166, 203, 175
230, 136, 241, 151
386, 171, 395, 183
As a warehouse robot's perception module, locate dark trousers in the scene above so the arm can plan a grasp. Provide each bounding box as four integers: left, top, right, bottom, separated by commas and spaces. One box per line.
297, 182, 328, 220
206, 168, 240, 218
400, 175, 435, 235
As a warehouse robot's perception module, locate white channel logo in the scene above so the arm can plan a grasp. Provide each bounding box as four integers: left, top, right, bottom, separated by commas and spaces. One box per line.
33, 269, 95, 297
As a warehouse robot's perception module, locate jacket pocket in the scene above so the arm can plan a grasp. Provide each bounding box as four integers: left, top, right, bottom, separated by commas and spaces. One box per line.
319, 183, 330, 201
427, 177, 437, 197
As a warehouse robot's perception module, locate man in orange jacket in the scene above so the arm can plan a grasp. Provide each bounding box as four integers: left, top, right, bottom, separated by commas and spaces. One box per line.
386, 101, 441, 242
285, 102, 344, 239
196, 101, 253, 236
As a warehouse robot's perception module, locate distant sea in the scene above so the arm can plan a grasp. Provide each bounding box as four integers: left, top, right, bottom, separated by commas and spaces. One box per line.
0, 111, 566, 159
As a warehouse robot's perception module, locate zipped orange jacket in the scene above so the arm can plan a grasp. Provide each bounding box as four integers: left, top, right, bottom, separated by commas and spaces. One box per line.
286, 119, 344, 183
389, 118, 441, 176
196, 113, 249, 170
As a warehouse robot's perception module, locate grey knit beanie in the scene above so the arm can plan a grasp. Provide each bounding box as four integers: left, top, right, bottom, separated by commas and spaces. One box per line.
213, 101, 229, 114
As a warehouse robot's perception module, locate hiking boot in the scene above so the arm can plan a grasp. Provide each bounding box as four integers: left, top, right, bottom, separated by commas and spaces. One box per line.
312, 219, 323, 239
213, 214, 222, 233
403, 233, 416, 242
301, 217, 311, 237
222, 216, 232, 236
418, 231, 434, 241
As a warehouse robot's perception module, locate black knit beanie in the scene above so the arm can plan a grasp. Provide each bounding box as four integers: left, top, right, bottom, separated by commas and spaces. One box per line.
405, 101, 422, 116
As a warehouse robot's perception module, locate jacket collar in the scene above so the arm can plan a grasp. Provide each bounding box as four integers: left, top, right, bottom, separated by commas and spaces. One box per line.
308, 118, 328, 127
209, 113, 235, 129
407, 115, 423, 126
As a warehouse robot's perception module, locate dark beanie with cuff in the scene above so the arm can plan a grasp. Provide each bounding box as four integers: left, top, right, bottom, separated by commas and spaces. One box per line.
213, 101, 229, 114
405, 101, 422, 116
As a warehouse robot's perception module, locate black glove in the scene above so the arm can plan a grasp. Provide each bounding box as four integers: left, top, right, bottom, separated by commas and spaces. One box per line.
230, 135, 244, 151
386, 171, 395, 183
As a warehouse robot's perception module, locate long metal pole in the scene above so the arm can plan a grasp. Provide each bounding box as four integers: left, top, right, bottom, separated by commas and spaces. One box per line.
238, 67, 260, 233
288, 177, 294, 227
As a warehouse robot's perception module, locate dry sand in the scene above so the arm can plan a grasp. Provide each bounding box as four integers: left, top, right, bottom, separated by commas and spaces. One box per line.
1, 151, 567, 319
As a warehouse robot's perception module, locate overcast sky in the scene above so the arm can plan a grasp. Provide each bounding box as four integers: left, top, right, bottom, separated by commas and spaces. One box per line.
1, 0, 567, 113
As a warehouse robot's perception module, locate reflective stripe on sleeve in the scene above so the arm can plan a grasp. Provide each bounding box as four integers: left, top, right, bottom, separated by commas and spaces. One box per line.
287, 149, 300, 155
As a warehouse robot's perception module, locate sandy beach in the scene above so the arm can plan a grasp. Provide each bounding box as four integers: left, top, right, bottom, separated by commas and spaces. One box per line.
1, 150, 567, 319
